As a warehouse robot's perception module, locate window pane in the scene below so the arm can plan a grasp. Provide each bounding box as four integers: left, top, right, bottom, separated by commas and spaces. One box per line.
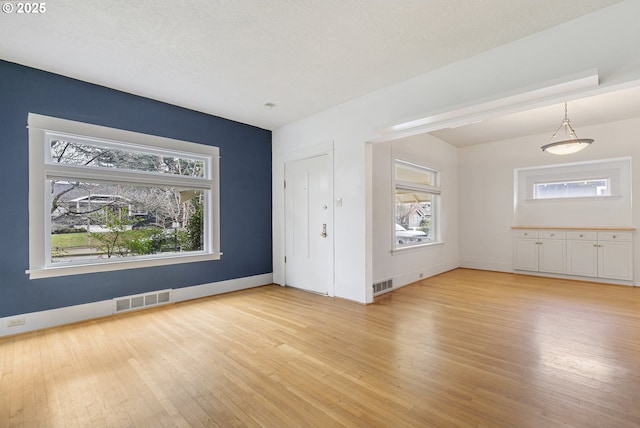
534, 179, 609, 199
395, 189, 434, 247
395, 161, 435, 186
50, 180, 205, 264
49, 138, 205, 177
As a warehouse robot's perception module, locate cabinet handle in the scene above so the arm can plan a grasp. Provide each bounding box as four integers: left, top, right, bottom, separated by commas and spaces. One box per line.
579, 234, 584, 237
612, 235, 617, 239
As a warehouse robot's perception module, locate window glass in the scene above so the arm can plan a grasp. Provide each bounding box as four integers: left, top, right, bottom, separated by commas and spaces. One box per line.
395, 160, 436, 186
395, 190, 434, 246
49, 136, 206, 178
50, 180, 204, 264
534, 179, 609, 199
394, 159, 440, 249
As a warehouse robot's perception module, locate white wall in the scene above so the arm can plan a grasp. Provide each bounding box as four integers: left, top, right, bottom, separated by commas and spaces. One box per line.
273, 1, 640, 303
459, 116, 640, 282
514, 157, 631, 226
372, 134, 459, 288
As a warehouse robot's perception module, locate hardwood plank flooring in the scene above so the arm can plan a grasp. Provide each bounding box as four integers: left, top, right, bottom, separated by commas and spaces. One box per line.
1, 268, 640, 427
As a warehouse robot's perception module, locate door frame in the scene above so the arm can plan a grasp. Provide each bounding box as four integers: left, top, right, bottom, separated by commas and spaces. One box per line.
275, 141, 335, 297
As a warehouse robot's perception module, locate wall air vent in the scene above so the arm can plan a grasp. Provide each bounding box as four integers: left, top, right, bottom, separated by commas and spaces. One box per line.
113, 290, 172, 314
373, 279, 393, 295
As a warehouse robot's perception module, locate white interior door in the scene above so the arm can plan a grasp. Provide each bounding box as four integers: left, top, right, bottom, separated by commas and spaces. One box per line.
285, 154, 331, 294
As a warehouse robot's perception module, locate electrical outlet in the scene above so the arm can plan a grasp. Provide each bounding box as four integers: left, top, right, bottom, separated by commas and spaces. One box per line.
7, 317, 26, 327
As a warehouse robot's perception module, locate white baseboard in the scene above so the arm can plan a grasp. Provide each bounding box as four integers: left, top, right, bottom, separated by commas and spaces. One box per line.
171, 273, 273, 302
0, 273, 273, 338
458, 260, 513, 273
387, 261, 459, 291
512, 269, 634, 286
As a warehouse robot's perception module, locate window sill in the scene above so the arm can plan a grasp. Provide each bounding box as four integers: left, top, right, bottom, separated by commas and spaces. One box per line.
524, 194, 622, 202
392, 241, 444, 254
27, 252, 222, 279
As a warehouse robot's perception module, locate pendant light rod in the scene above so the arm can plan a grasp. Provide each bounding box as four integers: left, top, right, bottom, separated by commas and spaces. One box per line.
541, 102, 593, 155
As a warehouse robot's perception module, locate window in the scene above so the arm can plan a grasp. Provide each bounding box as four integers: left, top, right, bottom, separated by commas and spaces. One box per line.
534, 178, 610, 199
514, 157, 631, 227
394, 160, 440, 249
27, 113, 220, 279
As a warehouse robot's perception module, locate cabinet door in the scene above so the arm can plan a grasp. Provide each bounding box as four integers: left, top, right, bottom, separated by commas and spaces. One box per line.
566, 240, 598, 277
538, 239, 566, 273
598, 241, 633, 280
513, 239, 538, 271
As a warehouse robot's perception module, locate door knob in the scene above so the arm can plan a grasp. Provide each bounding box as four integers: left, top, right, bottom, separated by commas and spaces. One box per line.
320, 224, 327, 238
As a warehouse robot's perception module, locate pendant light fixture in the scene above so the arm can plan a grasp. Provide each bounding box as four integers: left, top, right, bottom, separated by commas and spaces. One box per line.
541, 102, 593, 155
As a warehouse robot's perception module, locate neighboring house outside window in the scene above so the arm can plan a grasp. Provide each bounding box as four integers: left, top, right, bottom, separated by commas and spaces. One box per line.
27, 113, 220, 279
394, 159, 440, 249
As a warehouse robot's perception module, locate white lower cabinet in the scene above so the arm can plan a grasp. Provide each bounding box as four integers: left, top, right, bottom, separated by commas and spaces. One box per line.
513, 231, 538, 271
513, 230, 566, 273
514, 228, 634, 282
538, 232, 566, 274
566, 231, 598, 277
597, 232, 633, 281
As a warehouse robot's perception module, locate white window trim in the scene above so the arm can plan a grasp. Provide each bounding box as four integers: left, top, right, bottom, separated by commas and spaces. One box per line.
517, 158, 628, 202
27, 113, 221, 279
392, 240, 445, 254
392, 159, 442, 251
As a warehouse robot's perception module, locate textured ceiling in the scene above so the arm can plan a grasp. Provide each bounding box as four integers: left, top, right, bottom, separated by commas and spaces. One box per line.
0, 0, 624, 132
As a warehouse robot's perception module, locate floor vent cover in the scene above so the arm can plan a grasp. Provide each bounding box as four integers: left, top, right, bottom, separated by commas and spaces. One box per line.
113, 290, 172, 314
373, 279, 393, 295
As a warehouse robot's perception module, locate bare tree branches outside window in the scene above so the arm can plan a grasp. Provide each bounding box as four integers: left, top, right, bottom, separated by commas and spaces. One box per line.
49, 140, 205, 262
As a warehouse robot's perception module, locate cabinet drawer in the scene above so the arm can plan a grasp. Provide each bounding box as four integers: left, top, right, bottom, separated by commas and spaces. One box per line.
598, 231, 632, 242
539, 231, 565, 239
567, 231, 597, 240
513, 230, 538, 239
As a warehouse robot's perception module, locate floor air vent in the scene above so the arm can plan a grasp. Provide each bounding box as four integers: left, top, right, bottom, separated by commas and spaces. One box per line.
113, 290, 172, 314
373, 279, 393, 295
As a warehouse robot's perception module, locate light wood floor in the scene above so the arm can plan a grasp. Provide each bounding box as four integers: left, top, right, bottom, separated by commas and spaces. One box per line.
2, 269, 640, 427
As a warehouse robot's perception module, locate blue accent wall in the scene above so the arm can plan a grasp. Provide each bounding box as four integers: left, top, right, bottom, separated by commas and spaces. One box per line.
0, 60, 272, 317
